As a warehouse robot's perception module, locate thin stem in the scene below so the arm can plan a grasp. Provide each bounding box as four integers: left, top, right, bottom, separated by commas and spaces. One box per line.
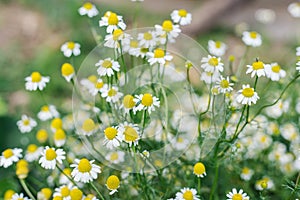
90, 182, 105, 200
56, 164, 81, 190
119, 43, 127, 85
198, 177, 201, 195
141, 110, 147, 137
19, 179, 36, 200
209, 161, 219, 200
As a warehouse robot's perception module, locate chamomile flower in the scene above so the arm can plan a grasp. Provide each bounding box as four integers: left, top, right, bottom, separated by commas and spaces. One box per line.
242, 31, 262, 47
25, 144, 43, 162
171, 9, 192, 26
83, 194, 98, 200
297, 46, 300, 56
101, 85, 123, 103
79, 118, 98, 136
103, 126, 122, 149
236, 84, 259, 105
60, 41, 81, 57
54, 129, 67, 147
37, 105, 59, 121
120, 94, 136, 114
246, 60, 266, 78
147, 48, 173, 65
175, 188, 200, 200
200, 71, 220, 84
193, 162, 206, 178
133, 93, 160, 114
226, 188, 249, 200
122, 38, 140, 56
17, 114, 37, 133
104, 29, 130, 49
216, 76, 234, 93
136, 47, 149, 58
255, 177, 274, 191
61, 63, 75, 82
240, 167, 254, 181
71, 158, 101, 183
155, 20, 181, 43
36, 129, 48, 143
141, 150, 150, 159
11, 193, 31, 200
265, 63, 286, 81
201, 55, 224, 73
78, 2, 99, 18
288, 2, 300, 18
118, 122, 140, 147
37, 188, 52, 200
69, 188, 83, 200
99, 11, 126, 33
53, 184, 73, 200
0, 148, 22, 168
208, 40, 227, 57
106, 175, 120, 195
171, 135, 190, 150
51, 118, 63, 132
96, 58, 120, 77
105, 151, 125, 164
25, 72, 50, 91
138, 31, 157, 48
4, 190, 16, 200
39, 146, 66, 170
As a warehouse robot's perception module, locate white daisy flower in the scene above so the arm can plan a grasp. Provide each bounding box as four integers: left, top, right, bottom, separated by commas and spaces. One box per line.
71, 158, 101, 183
122, 38, 140, 56
226, 188, 249, 200
60, 41, 81, 57
133, 93, 160, 114
200, 71, 220, 84
296, 61, 300, 72
175, 188, 200, 200
201, 55, 224, 73
104, 29, 130, 49
53, 184, 73, 200
137, 31, 157, 48
78, 2, 99, 18
193, 162, 206, 178
25, 71, 50, 91
96, 58, 120, 77
147, 48, 173, 65
216, 76, 234, 93
103, 126, 122, 149
255, 177, 274, 191
101, 85, 123, 103
99, 11, 126, 33
288, 2, 300, 18
105, 151, 125, 164
61, 63, 75, 82
136, 47, 149, 58
171, 135, 190, 150
236, 84, 259, 106
240, 167, 254, 181
80, 76, 105, 96
140, 150, 150, 159
242, 31, 262, 47
208, 40, 227, 57
170, 9, 192, 26
106, 175, 120, 195
11, 193, 31, 200
120, 94, 136, 114
0, 148, 22, 168
155, 20, 181, 44
39, 146, 66, 170
54, 129, 67, 147
297, 46, 300, 56
17, 114, 37, 133
25, 144, 43, 162
246, 60, 266, 78
265, 63, 286, 81
78, 118, 98, 136
37, 105, 59, 121
118, 122, 140, 147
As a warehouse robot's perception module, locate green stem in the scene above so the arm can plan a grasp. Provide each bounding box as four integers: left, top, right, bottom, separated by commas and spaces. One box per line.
19, 179, 36, 200
56, 164, 81, 190
236, 46, 249, 77
198, 178, 201, 195
209, 161, 219, 200
141, 110, 147, 137
90, 182, 105, 200
119, 43, 127, 85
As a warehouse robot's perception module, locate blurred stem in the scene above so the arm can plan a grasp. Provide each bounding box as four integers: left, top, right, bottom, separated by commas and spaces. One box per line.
90, 182, 105, 200
209, 161, 219, 200
236, 46, 249, 77
198, 178, 201, 195
19, 179, 36, 200
141, 109, 147, 137
56, 164, 82, 191
119, 43, 127, 85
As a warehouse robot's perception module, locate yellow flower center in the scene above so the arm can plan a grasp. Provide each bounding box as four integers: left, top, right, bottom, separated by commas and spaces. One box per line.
51, 118, 63, 130
123, 95, 135, 108
208, 58, 219, 66
232, 194, 243, 200
88, 75, 98, 84
61, 186, 70, 197
106, 175, 120, 190
108, 13, 119, 25
177, 137, 184, 143
183, 190, 193, 200
130, 40, 139, 48
54, 129, 66, 140
82, 119, 96, 132
143, 32, 153, 40
41, 188, 52, 199
31, 72, 42, 82
17, 160, 28, 168
242, 88, 254, 98
162, 20, 173, 32
108, 89, 117, 97
45, 148, 57, 161
154, 48, 165, 58
242, 167, 250, 174
154, 159, 163, 167
36, 129, 48, 143
83, 2, 93, 10
27, 144, 38, 153
102, 60, 113, 68
220, 79, 229, 88
113, 29, 123, 41
78, 158, 92, 173
252, 61, 264, 70
124, 126, 138, 142
61, 63, 75, 76
141, 93, 153, 106
272, 64, 281, 73
41, 105, 49, 112
95, 81, 104, 89
215, 41, 222, 48
260, 135, 267, 143
178, 9, 187, 17
4, 190, 15, 200
67, 42, 75, 50
3, 149, 14, 159
194, 162, 206, 176
53, 196, 63, 200
70, 188, 83, 200
110, 152, 119, 161
104, 127, 118, 140
23, 119, 30, 126
250, 31, 257, 39
63, 168, 72, 176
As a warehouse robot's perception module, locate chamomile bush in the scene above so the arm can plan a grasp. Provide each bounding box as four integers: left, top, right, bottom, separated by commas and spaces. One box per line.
1, 1, 300, 200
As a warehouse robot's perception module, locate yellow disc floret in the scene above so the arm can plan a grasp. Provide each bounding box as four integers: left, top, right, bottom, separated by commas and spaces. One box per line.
54, 129, 66, 140
123, 95, 135, 109
3, 149, 14, 159
154, 48, 165, 58
193, 162, 206, 176
252, 61, 264, 70
232, 194, 243, 200
83, 2, 93, 10
36, 129, 48, 143
178, 9, 187, 17
61, 63, 75, 76
77, 158, 92, 173
208, 58, 219, 66
82, 119, 96, 132
31, 72, 42, 82
162, 20, 173, 32
106, 175, 120, 190
141, 93, 153, 106
242, 88, 254, 98
104, 127, 118, 140
70, 188, 83, 200
45, 148, 57, 161
182, 190, 193, 200
67, 42, 75, 50
108, 13, 119, 25
124, 126, 138, 142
